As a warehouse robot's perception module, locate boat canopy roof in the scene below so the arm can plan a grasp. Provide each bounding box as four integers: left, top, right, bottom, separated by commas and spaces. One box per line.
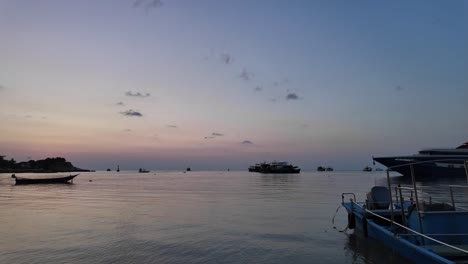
419, 148, 468, 155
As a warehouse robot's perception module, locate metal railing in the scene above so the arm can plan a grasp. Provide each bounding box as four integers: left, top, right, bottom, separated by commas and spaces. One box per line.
348, 200, 468, 255
384, 159, 468, 239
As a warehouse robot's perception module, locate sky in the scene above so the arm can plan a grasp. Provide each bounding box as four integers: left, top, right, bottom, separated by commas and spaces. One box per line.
0, 0, 467, 170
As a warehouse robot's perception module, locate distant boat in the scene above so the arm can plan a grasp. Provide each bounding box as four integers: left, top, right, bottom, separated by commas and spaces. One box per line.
106, 168, 111, 172
186, 167, 191, 172
117, 165, 120, 172
363, 166, 373, 172
13, 174, 79, 185
249, 161, 300, 174
317, 166, 333, 172
138, 168, 150, 173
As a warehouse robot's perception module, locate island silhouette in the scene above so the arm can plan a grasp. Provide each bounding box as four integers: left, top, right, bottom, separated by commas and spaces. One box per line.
0, 156, 92, 173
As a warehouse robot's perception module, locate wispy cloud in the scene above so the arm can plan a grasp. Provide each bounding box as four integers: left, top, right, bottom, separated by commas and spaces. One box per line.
241, 140, 253, 144
254, 86, 263, 92
239, 68, 253, 81
286, 93, 300, 100
167, 125, 178, 128
133, 0, 163, 10
395, 85, 404, 91
124, 129, 132, 132
220, 53, 233, 65
0, 84, 4, 90
125, 91, 151, 98
273, 78, 291, 87
116, 101, 125, 106
23, 115, 47, 120
205, 132, 224, 139
120, 109, 143, 117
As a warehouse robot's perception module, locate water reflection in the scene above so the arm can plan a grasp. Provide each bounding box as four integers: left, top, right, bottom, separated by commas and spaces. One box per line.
344, 233, 413, 264
389, 175, 468, 185
254, 173, 300, 190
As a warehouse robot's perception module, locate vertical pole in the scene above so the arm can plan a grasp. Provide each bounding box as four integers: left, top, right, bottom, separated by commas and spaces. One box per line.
450, 186, 456, 210
411, 164, 424, 245
386, 170, 395, 230
398, 185, 406, 226
394, 186, 399, 204
464, 161, 468, 178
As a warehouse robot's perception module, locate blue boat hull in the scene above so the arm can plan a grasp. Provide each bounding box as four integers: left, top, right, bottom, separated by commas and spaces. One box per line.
345, 204, 453, 264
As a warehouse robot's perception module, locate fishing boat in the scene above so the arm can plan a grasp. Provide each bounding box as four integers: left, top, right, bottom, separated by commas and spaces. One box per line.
338, 160, 468, 263
373, 142, 468, 177
138, 168, 150, 173
13, 174, 79, 184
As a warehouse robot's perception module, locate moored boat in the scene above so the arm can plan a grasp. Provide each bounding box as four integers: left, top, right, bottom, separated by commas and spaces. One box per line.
13, 174, 79, 184
373, 142, 468, 178
248, 161, 300, 174
338, 160, 468, 263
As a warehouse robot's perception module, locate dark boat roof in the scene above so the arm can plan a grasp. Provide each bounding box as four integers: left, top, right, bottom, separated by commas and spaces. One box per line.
417, 142, 468, 155
373, 142, 468, 159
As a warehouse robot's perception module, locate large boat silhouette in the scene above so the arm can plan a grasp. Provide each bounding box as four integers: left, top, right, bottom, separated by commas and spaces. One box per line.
248, 161, 300, 174
373, 142, 468, 177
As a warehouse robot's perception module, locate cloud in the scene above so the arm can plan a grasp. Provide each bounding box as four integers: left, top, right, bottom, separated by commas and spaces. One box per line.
23, 115, 47, 120
0, 85, 4, 90
286, 93, 300, 100
239, 68, 253, 81
120, 109, 143, 117
116, 102, 125, 106
241, 140, 253, 144
273, 78, 291, 87
167, 125, 178, 128
133, 0, 163, 10
220, 53, 233, 65
395, 85, 404, 91
124, 129, 132, 132
125, 91, 150, 97
204, 132, 223, 139
254, 86, 263, 92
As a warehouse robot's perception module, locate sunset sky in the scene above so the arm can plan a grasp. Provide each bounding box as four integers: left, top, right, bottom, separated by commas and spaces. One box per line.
1, 0, 467, 170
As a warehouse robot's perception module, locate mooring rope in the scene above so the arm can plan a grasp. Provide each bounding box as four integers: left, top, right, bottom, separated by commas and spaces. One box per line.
332, 205, 349, 233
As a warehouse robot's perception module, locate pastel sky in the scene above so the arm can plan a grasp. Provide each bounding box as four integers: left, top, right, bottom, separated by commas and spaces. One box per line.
1, 0, 467, 170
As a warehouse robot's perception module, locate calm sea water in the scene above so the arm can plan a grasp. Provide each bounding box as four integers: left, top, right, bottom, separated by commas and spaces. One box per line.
1, 171, 466, 263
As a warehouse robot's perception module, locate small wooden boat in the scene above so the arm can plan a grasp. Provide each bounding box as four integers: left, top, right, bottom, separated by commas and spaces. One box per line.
13, 174, 79, 184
